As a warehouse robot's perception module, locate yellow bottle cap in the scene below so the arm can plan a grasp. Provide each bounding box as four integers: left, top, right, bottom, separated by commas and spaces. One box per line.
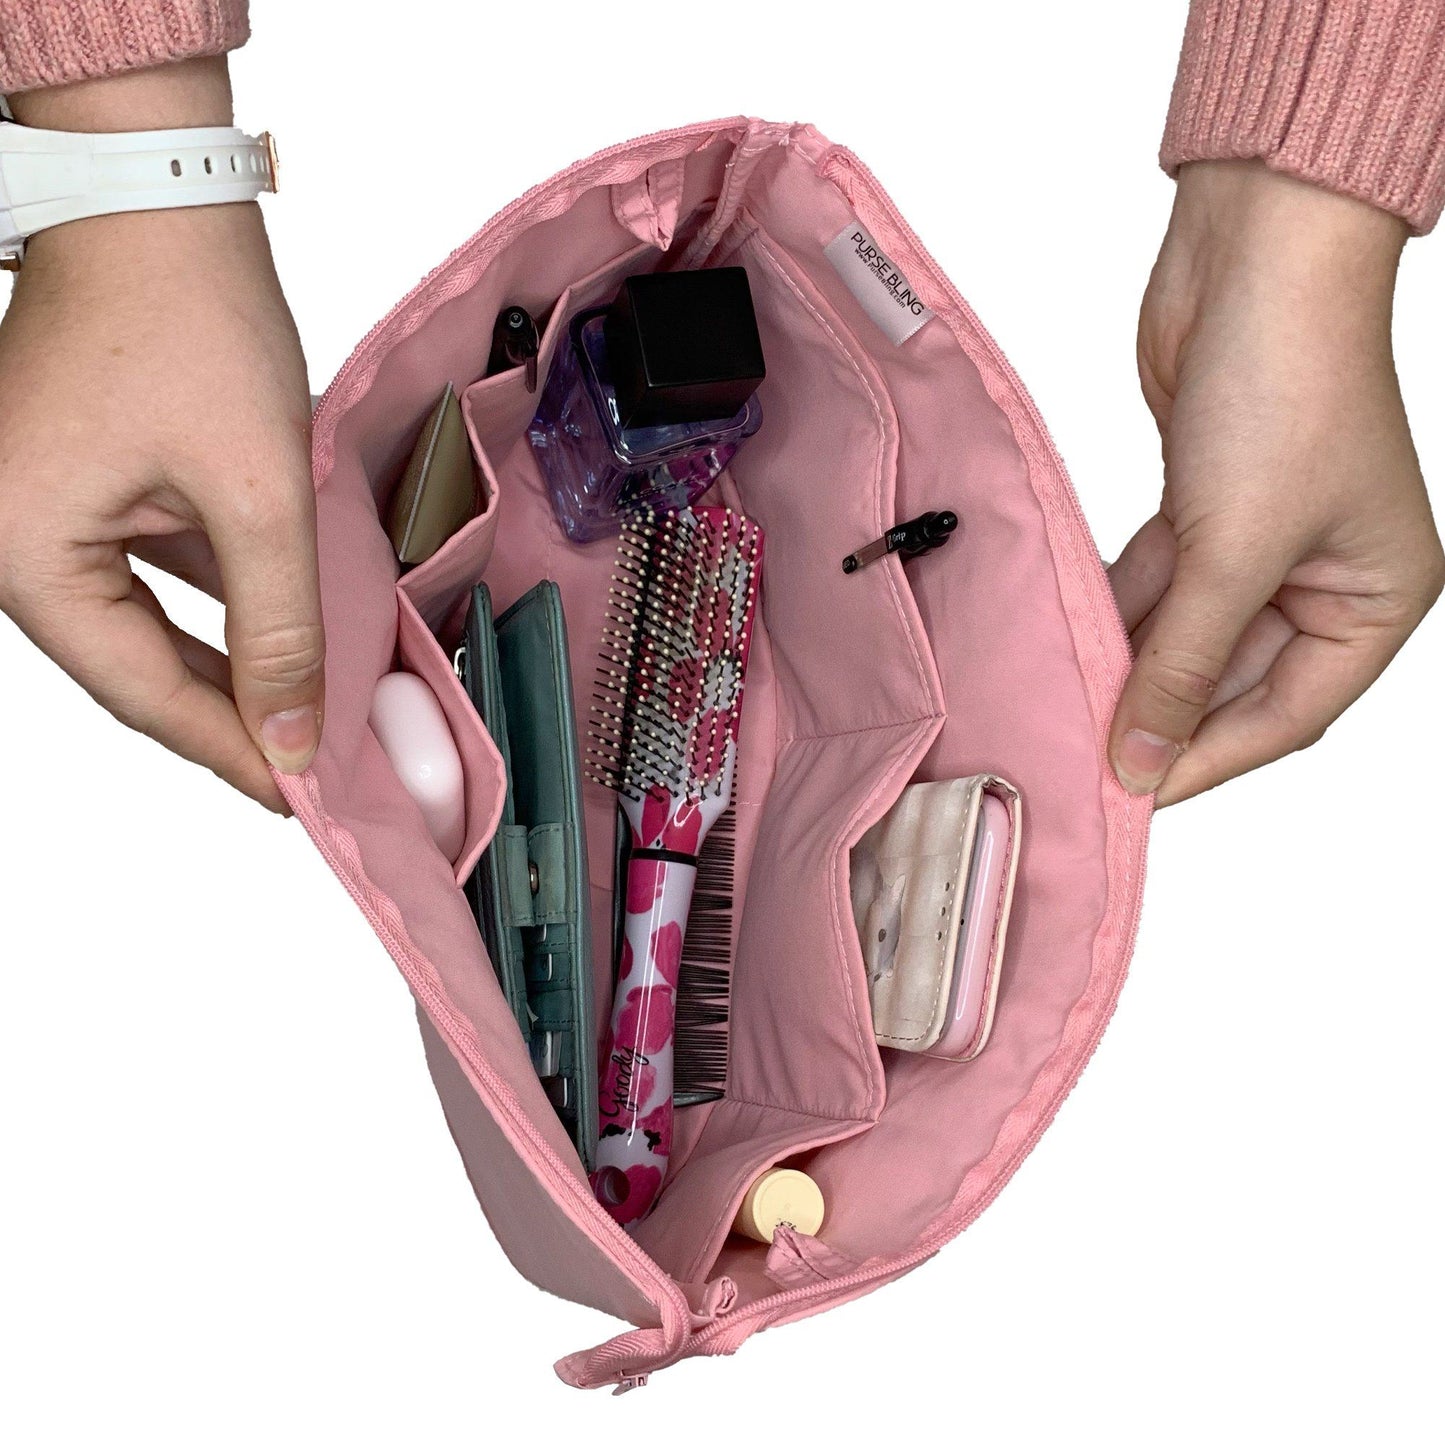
732, 1168, 826, 1243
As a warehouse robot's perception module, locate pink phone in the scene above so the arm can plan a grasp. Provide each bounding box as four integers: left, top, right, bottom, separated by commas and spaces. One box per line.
929, 793, 1012, 1061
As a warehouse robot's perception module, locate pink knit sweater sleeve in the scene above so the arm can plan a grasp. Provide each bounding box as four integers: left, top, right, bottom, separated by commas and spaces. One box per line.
1163, 1, 1445, 234
0, 1, 248, 95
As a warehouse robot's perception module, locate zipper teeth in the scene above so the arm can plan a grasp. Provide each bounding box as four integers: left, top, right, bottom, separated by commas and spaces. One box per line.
276, 775, 694, 1335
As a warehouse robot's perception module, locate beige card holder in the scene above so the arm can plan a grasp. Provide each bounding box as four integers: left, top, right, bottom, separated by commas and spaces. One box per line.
386, 383, 479, 566
851, 775, 1021, 1058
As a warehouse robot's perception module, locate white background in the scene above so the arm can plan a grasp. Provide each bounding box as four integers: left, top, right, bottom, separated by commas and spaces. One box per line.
3, 3, 1442, 1438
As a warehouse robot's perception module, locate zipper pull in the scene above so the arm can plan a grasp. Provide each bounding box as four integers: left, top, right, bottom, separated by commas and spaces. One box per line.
488, 304, 541, 392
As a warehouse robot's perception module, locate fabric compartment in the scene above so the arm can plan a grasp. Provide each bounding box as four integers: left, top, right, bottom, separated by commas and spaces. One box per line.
392, 212, 946, 1283
393, 588, 508, 884
289, 121, 1149, 1386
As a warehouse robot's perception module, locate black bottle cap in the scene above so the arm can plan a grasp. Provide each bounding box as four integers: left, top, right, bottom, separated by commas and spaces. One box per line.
605, 268, 766, 430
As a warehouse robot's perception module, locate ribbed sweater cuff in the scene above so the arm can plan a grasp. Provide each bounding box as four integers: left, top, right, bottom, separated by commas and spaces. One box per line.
0, 2, 249, 95
1162, 1, 1445, 234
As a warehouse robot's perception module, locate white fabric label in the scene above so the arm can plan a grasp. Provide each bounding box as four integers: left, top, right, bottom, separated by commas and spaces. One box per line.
824, 223, 935, 345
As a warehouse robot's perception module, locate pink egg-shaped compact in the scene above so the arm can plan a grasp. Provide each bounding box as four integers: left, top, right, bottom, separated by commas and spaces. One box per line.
368, 671, 466, 864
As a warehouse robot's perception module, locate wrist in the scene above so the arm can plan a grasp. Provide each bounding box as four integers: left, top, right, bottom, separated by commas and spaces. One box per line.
7, 57, 234, 133
2, 60, 273, 276
18, 200, 267, 278
1168, 160, 1406, 311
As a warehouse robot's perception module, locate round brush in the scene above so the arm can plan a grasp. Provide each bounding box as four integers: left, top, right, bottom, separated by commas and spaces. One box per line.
586, 505, 764, 1226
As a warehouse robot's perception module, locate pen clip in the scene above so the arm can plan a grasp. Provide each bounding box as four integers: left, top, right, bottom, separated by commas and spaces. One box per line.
488, 305, 541, 391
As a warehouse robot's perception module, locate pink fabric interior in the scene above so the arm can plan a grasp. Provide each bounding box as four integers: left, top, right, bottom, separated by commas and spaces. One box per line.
290, 122, 1145, 1332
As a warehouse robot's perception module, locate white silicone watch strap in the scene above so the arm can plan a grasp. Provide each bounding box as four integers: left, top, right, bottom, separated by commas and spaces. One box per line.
0, 121, 277, 267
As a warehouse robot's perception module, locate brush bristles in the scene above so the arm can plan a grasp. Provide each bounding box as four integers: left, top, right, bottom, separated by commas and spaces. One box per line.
587, 508, 762, 804
674, 805, 737, 1105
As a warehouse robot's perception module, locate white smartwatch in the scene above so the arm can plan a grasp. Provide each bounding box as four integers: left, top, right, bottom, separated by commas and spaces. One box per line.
0, 110, 277, 270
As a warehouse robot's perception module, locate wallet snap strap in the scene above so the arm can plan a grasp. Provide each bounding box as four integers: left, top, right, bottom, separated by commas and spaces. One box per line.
527, 823, 568, 924
496, 822, 570, 928
496, 826, 536, 927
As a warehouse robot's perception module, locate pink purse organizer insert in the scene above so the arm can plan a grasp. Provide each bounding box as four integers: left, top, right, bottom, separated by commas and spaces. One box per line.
283, 118, 1153, 1390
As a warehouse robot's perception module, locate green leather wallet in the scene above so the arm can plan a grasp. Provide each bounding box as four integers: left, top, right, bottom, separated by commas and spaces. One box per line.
459, 581, 597, 1170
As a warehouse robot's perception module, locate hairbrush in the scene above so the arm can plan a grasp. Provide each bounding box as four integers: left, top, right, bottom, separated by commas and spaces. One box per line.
587, 505, 764, 1226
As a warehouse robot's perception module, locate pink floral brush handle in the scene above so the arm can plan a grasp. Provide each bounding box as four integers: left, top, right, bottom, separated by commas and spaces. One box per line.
592, 770, 732, 1225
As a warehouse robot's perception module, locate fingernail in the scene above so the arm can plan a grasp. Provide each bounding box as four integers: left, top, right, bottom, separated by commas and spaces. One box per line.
1115, 729, 1181, 795
260, 705, 319, 774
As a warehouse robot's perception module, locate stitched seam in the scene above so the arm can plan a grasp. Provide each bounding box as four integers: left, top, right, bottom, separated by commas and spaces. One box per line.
780, 711, 945, 746
710, 1095, 873, 1124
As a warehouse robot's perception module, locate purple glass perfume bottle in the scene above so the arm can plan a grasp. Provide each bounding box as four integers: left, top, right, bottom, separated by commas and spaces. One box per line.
527, 270, 766, 544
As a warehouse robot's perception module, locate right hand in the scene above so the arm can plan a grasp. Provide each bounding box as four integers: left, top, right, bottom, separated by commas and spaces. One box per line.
0, 62, 321, 812
1108, 161, 1444, 805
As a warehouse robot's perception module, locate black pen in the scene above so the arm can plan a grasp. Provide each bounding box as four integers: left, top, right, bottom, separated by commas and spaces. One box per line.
487, 304, 541, 391
842, 510, 959, 574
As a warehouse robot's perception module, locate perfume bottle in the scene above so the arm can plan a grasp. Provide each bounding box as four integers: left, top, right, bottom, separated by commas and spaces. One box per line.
527, 269, 766, 544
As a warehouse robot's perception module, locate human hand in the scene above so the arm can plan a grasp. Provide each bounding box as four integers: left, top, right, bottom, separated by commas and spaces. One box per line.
0, 61, 320, 812
1109, 160, 1444, 805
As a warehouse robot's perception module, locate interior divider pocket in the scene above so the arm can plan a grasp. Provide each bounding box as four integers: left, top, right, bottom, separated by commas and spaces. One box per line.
394, 586, 508, 885
393, 273, 575, 643
400, 240, 665, 647
461, 237, 661, 459
630, 714, 941, 1283
388, 218, 947, 1290
462, 282, 574, 463
396, 475, 502, 643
